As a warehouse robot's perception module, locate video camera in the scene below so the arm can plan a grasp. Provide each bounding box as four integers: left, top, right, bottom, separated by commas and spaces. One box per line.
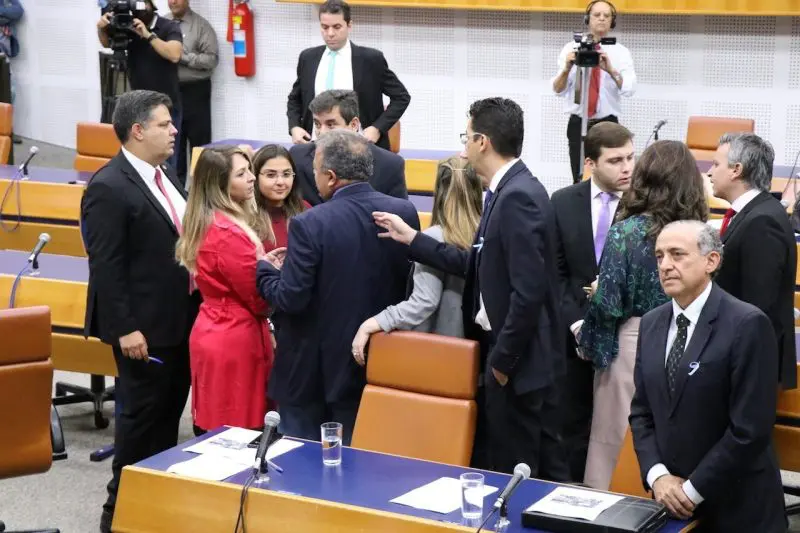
573, 33, 617, 68
105, 0, 148, 59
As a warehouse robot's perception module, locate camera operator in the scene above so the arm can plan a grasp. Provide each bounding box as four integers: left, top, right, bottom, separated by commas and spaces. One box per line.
551, 0, 636, 184
97, 0, 183, 169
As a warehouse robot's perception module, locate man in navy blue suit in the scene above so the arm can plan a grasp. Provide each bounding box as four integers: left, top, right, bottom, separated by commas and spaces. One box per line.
374, 98, 567, 480
630, 220, 785, 531
256, 129, 418, 444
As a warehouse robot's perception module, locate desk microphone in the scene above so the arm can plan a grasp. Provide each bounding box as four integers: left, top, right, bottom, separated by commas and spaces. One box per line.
254, 410, 281, 474
492, 463, 531, 510
28, 233, 51, 265
652, 119, 668, 133
18, 146, 39, 176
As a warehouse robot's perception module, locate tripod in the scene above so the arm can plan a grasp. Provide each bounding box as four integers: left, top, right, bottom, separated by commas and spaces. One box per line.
100, 52, 129, 124
576, 64, 594, 168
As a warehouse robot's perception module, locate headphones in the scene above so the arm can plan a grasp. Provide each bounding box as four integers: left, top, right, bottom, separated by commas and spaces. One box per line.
584, 0, 617, 29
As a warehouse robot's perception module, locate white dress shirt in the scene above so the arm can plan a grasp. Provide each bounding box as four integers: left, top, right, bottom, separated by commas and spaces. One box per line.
551, 41, 636, 118
645, 281, 713, 506
728, 188, 761, 220
314, 39, 354, 96
474, 158, 521, 332
121, 147, 186, 226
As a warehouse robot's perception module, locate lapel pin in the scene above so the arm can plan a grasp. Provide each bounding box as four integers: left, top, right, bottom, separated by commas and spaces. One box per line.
688, 362, 700, 376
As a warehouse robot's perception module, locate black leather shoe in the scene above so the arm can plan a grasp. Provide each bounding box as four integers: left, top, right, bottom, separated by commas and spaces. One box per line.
99, 510, 113, 533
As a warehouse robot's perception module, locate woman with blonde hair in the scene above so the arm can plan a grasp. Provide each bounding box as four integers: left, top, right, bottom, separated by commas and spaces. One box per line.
176, 146, 273, 434
351, 155, 482, 359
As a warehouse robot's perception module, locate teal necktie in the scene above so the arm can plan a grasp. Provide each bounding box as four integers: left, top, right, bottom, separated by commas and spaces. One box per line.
325, 50, 338, 90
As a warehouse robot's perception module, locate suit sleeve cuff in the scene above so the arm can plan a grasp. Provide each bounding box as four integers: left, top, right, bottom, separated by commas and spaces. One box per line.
646, 463, 670, 490
683, 480, 704, 505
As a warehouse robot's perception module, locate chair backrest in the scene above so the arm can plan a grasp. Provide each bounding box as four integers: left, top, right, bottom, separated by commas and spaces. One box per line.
685, 116, 755, 161
0, 102, 12, 164
351, 331, 479, 466
388, 121, 401, 154
775, 364, 800, 471
74, 122, 120, 173
0, 306, 54, 480
609, 427, 650, 498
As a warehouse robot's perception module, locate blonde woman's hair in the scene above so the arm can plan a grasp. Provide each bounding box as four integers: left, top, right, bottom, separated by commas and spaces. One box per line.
430, 156, 482, 250
176, 146, 268, 273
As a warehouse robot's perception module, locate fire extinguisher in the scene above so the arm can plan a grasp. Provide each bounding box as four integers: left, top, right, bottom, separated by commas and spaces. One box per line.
231, 0, 255, 77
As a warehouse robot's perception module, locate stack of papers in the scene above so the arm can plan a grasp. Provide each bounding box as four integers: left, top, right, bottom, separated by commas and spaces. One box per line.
166, 427, 304, 481
390, 477, 499, 514
526, 486, 623, 521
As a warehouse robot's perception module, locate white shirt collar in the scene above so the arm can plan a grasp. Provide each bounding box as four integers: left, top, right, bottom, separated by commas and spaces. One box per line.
121, 146, 159, 184
488, 158, 520, 193
730, 188, 761, 213
671, 281, 713, 326
590, 178, 623, 200
327, 39, 351, 57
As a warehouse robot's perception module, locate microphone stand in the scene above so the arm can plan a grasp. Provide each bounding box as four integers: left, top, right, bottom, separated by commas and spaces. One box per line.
576, 63, 592, 170
494, 502, 511, 532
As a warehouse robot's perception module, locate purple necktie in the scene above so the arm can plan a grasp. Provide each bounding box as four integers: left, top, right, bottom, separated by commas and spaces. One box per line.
594, 192, 612, 265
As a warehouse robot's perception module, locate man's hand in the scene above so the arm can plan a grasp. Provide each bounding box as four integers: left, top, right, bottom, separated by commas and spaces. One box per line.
652, 475, 695, 520
132, 18, 152, 40
373, 212, 417, 245
290, 127, 311, 144
119, 331, 148, 361
259, 247, 287, 270
598, 51, 614, 74
564, 51, 576, 70
97, 12, 112, 31
362, 126, 381, 144
492, 367, 509, 387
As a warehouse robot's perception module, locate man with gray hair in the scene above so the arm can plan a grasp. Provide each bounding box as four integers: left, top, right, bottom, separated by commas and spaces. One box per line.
256, 129, 419, 444
630, 220, 786, 531
708, 132, 796, 390
81, 89, 199, 532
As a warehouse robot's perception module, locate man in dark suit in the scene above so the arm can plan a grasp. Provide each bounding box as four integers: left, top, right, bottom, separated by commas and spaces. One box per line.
286, 0, 410, 151
257, 129, 418, 445
81, 90, 199, 532
289, 89, 407, 206
374, 98, 568, 479
708, 132, 797, 390
551, 121, 634, 481
630, 220, 786, 531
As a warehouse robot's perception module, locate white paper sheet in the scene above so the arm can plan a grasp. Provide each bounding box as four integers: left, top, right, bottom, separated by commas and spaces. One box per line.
183, 428, 304, 466
526, 486, 624, 522
166, 453, 248, 481
390, 477, 499, 515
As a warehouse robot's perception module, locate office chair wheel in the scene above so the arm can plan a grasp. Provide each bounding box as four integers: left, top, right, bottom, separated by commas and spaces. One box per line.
94, 412, 109, 429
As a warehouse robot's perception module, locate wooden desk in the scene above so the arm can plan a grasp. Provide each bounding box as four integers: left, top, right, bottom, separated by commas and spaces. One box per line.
114, 428, 695, 533
0, 250, 116, 377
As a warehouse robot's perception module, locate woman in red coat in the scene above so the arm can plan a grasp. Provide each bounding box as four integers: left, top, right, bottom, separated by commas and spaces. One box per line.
251, 144, 309, 250
176, 146, 272, 433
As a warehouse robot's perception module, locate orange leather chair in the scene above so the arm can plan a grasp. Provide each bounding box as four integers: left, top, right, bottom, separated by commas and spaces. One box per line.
351, 331, 479, 466
0, 306, 63, 533
0, 102, 12, 164
609, 427, 650, 498
74, 122, 120, 173
685, 116, 755, 161
388, 121, 401, 154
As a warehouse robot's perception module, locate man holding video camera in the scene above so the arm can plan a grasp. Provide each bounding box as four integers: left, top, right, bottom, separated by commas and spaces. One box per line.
551, 0, 636, 184
97, 0, 183, 169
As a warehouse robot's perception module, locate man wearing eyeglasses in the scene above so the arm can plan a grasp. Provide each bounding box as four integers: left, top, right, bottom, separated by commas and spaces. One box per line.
289, 89, 407, 206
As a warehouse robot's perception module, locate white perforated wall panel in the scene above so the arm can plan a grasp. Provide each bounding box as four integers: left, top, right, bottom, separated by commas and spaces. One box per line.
11, 2, 800, 192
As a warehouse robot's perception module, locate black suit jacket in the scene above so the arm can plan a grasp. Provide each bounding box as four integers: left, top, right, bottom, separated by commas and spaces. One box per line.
630, 285, 786, 532
715, 191, 797, 389
409, 161, 564, 395
81, 152, 197, 347
286, 43, 410, 151
551, 180, 620, 353
289, 141, 407, 206
256, 182, 419, 405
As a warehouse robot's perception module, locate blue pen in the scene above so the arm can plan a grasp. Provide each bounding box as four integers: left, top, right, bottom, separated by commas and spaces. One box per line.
267, 459, 284, 473
148, 357, 164, 364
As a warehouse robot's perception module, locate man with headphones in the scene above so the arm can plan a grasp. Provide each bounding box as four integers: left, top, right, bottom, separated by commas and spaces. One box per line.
551, 0, 636, 184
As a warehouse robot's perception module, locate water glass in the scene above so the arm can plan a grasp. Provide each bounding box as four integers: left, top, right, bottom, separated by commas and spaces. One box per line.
321, 422, 343, 466
460, 472, 485, 520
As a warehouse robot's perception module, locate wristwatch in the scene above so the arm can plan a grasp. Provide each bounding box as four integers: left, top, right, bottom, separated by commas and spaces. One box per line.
147, 33, 156, 42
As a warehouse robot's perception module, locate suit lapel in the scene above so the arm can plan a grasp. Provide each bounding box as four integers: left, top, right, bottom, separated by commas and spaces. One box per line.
351, 42, 364, 90
669, 285, 721, 415
118, 154, 179, 236
650, 306, 672, 410
574, 181, 597, 273
721, 191, 769, 244
305, 46, 325, 103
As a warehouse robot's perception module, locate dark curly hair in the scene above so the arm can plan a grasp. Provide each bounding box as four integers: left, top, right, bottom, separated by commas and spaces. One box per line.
616, 140, 708, 239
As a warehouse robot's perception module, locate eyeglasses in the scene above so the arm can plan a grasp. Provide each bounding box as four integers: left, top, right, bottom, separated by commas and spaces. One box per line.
260, 171, 295, 180
460, 132, 482, 145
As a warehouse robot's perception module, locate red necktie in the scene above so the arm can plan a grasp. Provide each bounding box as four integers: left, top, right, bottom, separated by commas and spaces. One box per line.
154, 168, 195, 293
720, 208, 736, 236
588, 45, 602, 118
